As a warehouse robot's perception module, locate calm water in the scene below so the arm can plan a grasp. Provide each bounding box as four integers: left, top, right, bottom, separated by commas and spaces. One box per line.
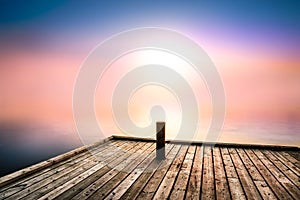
0, 123, 81, 177
0, 121, 299, 177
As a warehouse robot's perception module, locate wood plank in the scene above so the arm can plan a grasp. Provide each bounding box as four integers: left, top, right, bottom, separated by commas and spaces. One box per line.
0, 140, 115, 193
280, 151, 300, 169
201, 145, 215, 199
87, 142, 156, 199
244, 149, 293, 200
272, 151, 300, 175
185, 146, 204, 199
104, 144, 175, 200
1, 137, 299, 200
39, 163, 105, 200
0, 140, 107, 193
273, 151, 300, 176
138, 145, 189, 200
220, 147, 246, 200
228, 148, 262, 200
120, 144, 181, 200
71, 143, 159, 200
253, 149, 300, 199
151, 145, 189, 199
169, 145, 196, 199
56, 142, 154, 200
288, 151, 300, 162
0, 140, 123, 199
0, 140, 119, 193
37, 141, 147, 200
220, 147, 238, 179
111, 135, 299, 151
236, 148, 277, 199
0, 136, 112, 188
262, 150, 300, 188
213, 147, 230, 200
5, 141, 133, 200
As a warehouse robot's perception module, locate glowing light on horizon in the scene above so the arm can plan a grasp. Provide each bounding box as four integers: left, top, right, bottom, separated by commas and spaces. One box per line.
94, 49, 213, 139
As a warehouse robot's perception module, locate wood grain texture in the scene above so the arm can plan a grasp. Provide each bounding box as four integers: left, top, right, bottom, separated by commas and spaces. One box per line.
213, 147, 230, 200
201, 145, 216, 200
0, 138, 299, 200
185, 145, 204, 199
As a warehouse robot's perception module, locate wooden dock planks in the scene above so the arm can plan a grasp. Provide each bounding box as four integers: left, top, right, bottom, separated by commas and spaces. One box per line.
121, 144, 181, 199
0, 137, 299, 200
201, 145, 216, 199
228, 148, 262, 200
151, 145, 189, 199
213, 146, 230, 200
221, 147, 246, 199
169, 145, 195, 199
185, 145, 204, 199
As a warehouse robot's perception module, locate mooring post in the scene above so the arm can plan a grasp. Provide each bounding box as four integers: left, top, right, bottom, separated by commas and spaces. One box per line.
156, 122, 165, 160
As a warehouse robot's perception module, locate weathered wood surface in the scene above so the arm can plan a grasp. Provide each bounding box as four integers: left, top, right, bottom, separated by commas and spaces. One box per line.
0, 138, 299, 199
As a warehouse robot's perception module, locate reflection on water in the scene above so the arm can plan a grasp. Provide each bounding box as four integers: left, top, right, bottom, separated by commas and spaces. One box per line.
0, 121, 299, 177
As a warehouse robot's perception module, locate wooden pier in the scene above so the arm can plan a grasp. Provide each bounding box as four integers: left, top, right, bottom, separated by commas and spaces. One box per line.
0, 136, 299, 199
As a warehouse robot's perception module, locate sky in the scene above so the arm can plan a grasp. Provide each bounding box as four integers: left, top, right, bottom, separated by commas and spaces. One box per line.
0, 0, 300, 158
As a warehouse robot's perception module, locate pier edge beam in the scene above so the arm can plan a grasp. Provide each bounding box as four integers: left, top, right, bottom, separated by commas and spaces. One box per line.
156, 121, 166, 160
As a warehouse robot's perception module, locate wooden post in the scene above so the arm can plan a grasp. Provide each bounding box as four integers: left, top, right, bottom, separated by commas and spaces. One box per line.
156, 122, 165, 160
